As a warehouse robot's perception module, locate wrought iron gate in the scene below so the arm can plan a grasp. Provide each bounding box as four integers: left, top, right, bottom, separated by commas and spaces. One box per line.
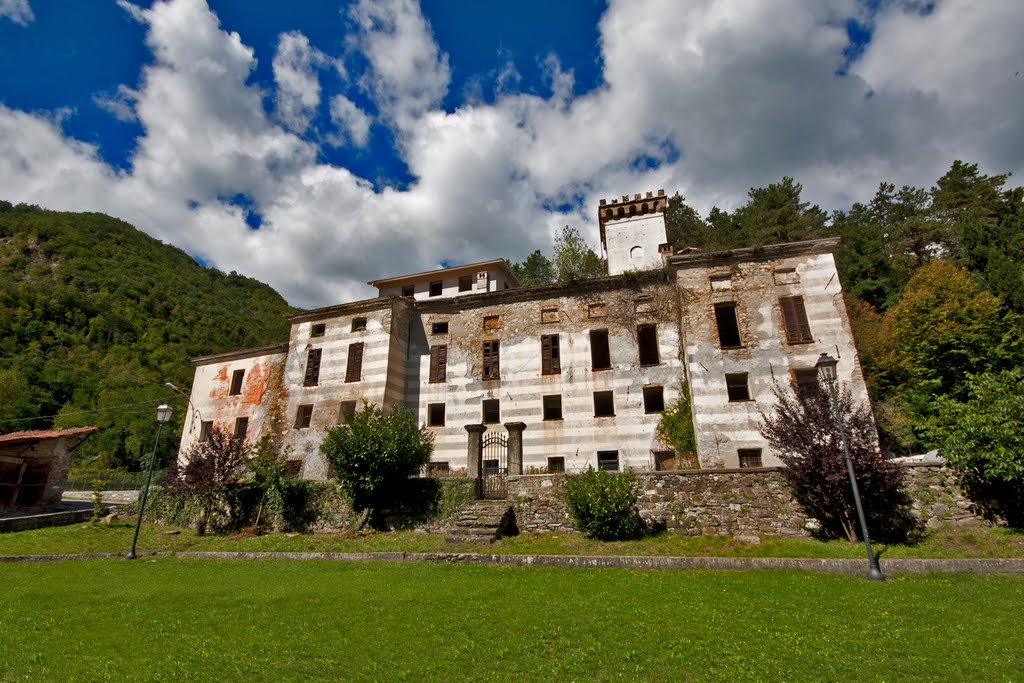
480, 432, 508, 499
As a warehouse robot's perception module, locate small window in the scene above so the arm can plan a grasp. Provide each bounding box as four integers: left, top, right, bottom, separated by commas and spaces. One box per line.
653, 450, 676, 471
630, 245, 644, 260
401, 285, 415, 297
541, 334, 560, 375
482, 398, 500, 424
427, 403, 446, 426
588, 302, 607, 318
726, 373, 751, 402
542, 394, 563, 421
780, 296, 813, 344
714, 303, 742, 348
338, 400, 357, 424
429, 344, 448, 383
351, 318, 367, 332
638, 324, 660, 366
483, 340, 500, 380
774, 267, 799, 285
590, 329, 611, 370
311, 323, 326, 337
345, 342, 364, 382
458, 275, 473, 292
738, 449, 763, 468
541, 307, 559, 324
426, 461, 450, 476
793, 368, 819, 394
547, 456, 565, 473
199, 421, 213, 442
229, 369, 245, 396
593, 391, 615, 417
483, 315, 501, 330
304, 348, 322, 386
285, 459, 303, 478
597, 450, 619, 471
643, 385, 665, 413
429, 280, 443, 297
295, 404, 313, 429
431, 321, 449, 335
233, 417, 249, 440
634, 296, 655, 313
710, 275, 732, 291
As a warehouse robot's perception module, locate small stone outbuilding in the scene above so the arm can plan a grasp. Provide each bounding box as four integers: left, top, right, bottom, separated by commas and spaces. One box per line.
0, 427, 97, 513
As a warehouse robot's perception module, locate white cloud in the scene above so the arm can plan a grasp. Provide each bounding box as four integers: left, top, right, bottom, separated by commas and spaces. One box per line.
272, 31, 336, 134
328, 95, 372, 147
0, 0, 33, 26
93, 84, 140, 123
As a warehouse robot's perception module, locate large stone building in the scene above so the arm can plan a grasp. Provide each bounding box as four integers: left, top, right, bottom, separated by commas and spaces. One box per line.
178, 190, 870, 477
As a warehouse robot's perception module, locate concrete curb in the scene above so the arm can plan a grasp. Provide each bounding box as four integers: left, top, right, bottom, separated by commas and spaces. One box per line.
4, 550, 1023, 574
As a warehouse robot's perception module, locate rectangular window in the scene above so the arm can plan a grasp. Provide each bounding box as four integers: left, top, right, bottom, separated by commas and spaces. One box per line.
233, 417, 249, 440
793, 368, 819, 394
780, 295, 813, 344
547, 456, 565, 473
483, 340, 500, 380
431, 321, 449, 335
345, 342, 364, 382
285, 460, 303, 478
295, 404, 313, 429
482, 398, 500, 424
590, 329, 611, 370
542, 394, 563, 421
311, 323, 326, 337
338, 400, 357, 424
229, 369, 245, 396
597, 450, 619, 471
199, 421, 213, 442
429, 344, 447, 383
714, 302, 742, 348
710, 275, 732, 291
401, 284, 415, 297
427, 403, 446, 426
726, 372, 751, 402
637, 324, 660, 366
738, 448, 763, 468
593, 391, 615, 417
588, 302, 607, 318
483, 315, 501, 330
774, 267, 799, 285
634, 296, 656, 313
426, 461, 450, 476
458, 274, 473, 292
541, 334, 561, 375
541, 307, 559, 324
643, 385, 665, 413
653, 450, 676, 471
303, 348, 322, 386
351, 317, 367, 332
429, 280, 443, 297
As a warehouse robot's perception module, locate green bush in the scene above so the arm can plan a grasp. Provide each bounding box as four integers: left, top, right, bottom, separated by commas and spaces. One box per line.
563, 469, 644, 541
657, 388, 697, 464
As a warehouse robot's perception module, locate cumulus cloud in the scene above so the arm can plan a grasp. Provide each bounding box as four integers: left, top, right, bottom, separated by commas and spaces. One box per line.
328, 95, 373, 147
0, 0, 33, 25
272, 31, 337, 134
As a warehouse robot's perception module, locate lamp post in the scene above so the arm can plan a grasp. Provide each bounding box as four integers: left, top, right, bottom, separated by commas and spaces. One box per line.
816, 353, 884, 581
164, 382, 202, 434
126, 403, 173, 560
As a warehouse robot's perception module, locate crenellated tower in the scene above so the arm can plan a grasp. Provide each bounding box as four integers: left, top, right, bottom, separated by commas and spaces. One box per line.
598, 189, 670, 276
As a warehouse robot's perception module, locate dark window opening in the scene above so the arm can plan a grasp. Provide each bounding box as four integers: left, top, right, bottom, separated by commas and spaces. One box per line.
338, 400, 357, 424
593, 391, 615, 417
426, 461, 450, 476
311, 323, 326, 337
429, 345, 448, 383
483, 340, 500, 380
458, 275, 473, 292
285, 460, 303, 478
429, 280, 443, 297
738, 449, 763, 468
401, 285, 415, 297
351, 318, 367, 332
233, 417, 248, 440
780, 295, 813, 344
726, 373, 751, 402
229, 369, 245, 396
200, 421, 213, 442
542, 394, 563, 421
431, 321, 449, 335
590, 329, 611, 370
653, 450, 676, 471
638, 324, 660, 366
643, 385, 665, 413
427, 403, 446, 426
547, 456, 565, 473
541, 334, 561, 375
793, 368, 819, 395
714, 302, 742, 348
295, 405, 313, 429
304, 348, 322, 386
482, 399, 500, 424
345, 342, 364, 382
597, 450, 619, 471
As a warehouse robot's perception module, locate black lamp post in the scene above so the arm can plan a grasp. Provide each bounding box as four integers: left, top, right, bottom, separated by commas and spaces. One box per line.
816, 353, 885, 581
126, 403, 173, 560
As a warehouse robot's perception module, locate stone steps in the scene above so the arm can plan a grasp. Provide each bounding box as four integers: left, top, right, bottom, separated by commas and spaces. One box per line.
446, 501, 518, 544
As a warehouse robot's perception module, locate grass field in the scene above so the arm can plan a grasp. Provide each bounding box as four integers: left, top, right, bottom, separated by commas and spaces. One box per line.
1, 557, 1022, 681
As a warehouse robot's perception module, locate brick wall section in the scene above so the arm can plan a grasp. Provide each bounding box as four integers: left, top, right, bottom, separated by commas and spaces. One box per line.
508, 463, 987, 537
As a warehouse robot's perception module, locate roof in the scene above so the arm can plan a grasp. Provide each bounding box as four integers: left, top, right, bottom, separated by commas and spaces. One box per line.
368, 258, 521, 288
192, 342, 290, 366
0, 426, 99, 446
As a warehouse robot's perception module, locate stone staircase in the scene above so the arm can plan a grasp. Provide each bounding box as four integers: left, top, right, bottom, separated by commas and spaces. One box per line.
446, 500, 518, 544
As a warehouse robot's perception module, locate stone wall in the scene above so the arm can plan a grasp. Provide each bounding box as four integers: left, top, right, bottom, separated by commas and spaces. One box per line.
508, 462, 987, 537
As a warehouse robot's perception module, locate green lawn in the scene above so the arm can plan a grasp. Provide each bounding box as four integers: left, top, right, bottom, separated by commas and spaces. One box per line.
1, 518, 1023, 559
1, 558, 1022, 681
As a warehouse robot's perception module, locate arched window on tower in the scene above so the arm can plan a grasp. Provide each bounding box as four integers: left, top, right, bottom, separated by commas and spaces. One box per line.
630, 245, 644, 260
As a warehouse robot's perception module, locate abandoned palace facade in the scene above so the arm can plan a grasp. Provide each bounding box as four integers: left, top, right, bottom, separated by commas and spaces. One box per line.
178, 190, 869, 477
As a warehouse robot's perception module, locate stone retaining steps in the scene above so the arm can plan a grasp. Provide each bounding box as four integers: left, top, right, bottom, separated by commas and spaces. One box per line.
446, 500, 518, 544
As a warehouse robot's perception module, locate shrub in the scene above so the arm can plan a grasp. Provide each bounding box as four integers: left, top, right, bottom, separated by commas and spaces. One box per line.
563, 469, 643, 541
162, 427, 249, 535
657, 387, 697, 464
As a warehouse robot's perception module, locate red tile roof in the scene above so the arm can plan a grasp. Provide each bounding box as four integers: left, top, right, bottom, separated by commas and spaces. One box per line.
0, 426, 99, 446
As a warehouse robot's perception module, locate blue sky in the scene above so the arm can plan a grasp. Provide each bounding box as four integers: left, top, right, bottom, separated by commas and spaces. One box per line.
0, 0, 1021, 307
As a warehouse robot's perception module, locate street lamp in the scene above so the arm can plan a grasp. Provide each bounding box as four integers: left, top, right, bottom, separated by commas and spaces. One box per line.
126, 403, 173, 560
165, 382, 202, 434
816, 353, 885, 581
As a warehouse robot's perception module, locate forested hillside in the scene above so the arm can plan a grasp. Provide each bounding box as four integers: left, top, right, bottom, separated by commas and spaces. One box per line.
0, 201, 294, 468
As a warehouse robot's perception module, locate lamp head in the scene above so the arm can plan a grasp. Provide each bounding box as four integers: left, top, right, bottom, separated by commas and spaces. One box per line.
816, 353, 838, 382
155, 404, 174, 423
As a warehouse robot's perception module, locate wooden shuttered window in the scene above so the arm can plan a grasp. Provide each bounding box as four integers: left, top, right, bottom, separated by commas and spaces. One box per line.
780, 296, 813, 344
345, 342, 364, 382
541, 334, 560, 375
303, 348, 322, 386
482, 340, 500, 380
429, 344, 448, 383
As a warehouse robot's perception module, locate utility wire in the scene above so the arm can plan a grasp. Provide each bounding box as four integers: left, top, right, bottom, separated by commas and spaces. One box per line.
0, 395, 178, 426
